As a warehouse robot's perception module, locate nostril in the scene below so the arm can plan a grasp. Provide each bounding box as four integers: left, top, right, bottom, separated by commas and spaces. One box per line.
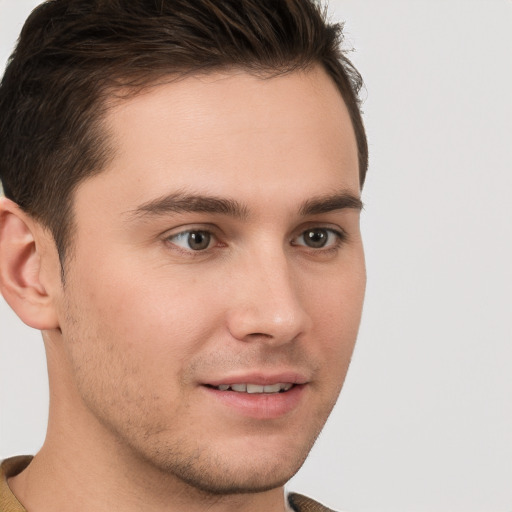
247, 332, 272, 339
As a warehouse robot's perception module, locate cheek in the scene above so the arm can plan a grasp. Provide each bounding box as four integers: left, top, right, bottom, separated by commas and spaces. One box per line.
60, 266, 211, 434
307, 253, 365, 324
65, 256, 229, 394
303, 258, 366, 375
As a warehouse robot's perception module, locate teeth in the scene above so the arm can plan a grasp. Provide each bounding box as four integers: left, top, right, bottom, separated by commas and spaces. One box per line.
215, 383, 293, 394
247, 384, 264, 394
262, 383, 281, 393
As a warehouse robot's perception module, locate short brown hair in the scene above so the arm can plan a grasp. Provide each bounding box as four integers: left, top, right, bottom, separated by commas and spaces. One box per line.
0, 0, 368, 266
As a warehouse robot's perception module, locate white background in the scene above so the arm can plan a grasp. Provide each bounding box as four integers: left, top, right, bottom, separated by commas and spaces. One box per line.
1, 1, 511, 511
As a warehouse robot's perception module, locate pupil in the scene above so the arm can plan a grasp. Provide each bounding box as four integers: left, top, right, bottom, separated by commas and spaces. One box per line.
306, 229, 327, 248
188, 231, 210, 250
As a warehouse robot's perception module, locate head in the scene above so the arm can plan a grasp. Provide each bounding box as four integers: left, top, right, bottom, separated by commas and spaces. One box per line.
0, 0, 367, 268
0, 0, 368, 500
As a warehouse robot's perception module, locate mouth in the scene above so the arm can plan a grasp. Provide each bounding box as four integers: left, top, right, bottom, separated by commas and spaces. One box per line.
201, 379, 306, 419
206, 383, 294, 394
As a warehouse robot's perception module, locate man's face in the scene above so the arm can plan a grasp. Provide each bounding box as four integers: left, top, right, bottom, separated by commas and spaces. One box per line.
52, 66, 365, 493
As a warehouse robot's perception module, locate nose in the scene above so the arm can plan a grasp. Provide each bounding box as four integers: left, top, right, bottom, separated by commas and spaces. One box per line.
225, 250, 311, 345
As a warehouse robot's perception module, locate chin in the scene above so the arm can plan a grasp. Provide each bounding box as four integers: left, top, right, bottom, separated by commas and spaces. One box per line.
166, 456, 304, 496
143, 433, 316, 496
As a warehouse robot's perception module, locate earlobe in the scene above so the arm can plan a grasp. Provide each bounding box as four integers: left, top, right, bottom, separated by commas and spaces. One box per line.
0, 197, 60, 330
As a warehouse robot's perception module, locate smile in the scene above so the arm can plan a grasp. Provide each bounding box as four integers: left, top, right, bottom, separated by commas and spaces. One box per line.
209, 383, 294, 394
203, 381, 306, 419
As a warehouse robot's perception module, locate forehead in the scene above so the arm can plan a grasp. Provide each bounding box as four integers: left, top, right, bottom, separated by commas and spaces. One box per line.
76, 66, 359, 216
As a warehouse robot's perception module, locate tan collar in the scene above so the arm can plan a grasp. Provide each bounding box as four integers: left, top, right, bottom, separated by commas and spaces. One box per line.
0, 456, 32, 512
287, 492, 335, 512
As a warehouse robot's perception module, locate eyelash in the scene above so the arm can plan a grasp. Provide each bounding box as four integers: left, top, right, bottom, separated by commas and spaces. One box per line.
164, 226, 347, 256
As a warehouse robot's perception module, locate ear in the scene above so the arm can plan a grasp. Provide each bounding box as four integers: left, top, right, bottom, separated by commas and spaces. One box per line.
0, 197, 60, 330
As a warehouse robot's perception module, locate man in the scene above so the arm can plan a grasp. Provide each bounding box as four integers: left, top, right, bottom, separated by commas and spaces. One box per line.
0, 0, 368, 510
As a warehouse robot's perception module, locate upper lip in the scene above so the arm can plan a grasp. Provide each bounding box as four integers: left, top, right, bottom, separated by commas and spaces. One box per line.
203, 371, 309, 387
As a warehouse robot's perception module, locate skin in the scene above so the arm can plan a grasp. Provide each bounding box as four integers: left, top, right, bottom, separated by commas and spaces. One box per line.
0, 65, 365, 512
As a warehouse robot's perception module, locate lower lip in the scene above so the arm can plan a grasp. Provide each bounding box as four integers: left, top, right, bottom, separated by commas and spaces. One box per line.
201, 384, 306, 419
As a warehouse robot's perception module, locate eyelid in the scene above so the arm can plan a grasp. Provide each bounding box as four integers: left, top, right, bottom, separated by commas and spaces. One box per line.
162, 223, 220, 240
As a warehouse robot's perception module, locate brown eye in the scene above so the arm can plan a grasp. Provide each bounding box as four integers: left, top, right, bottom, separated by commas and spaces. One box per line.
303, 229, 329, 248
168, 230, 213, 251
187, 231, 211, 250
292, 228, 344, 249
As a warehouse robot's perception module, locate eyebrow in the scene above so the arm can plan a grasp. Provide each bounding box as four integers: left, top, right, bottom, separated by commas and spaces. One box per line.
299, 192, 363, 216
127, 192, 249, 220
127, 190, 362, 221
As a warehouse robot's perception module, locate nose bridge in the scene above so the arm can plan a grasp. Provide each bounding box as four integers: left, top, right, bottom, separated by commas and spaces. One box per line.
226, 244, 311, 344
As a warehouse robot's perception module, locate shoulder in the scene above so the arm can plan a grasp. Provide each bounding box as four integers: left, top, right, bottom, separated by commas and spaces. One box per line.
288, 492, 338, 512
